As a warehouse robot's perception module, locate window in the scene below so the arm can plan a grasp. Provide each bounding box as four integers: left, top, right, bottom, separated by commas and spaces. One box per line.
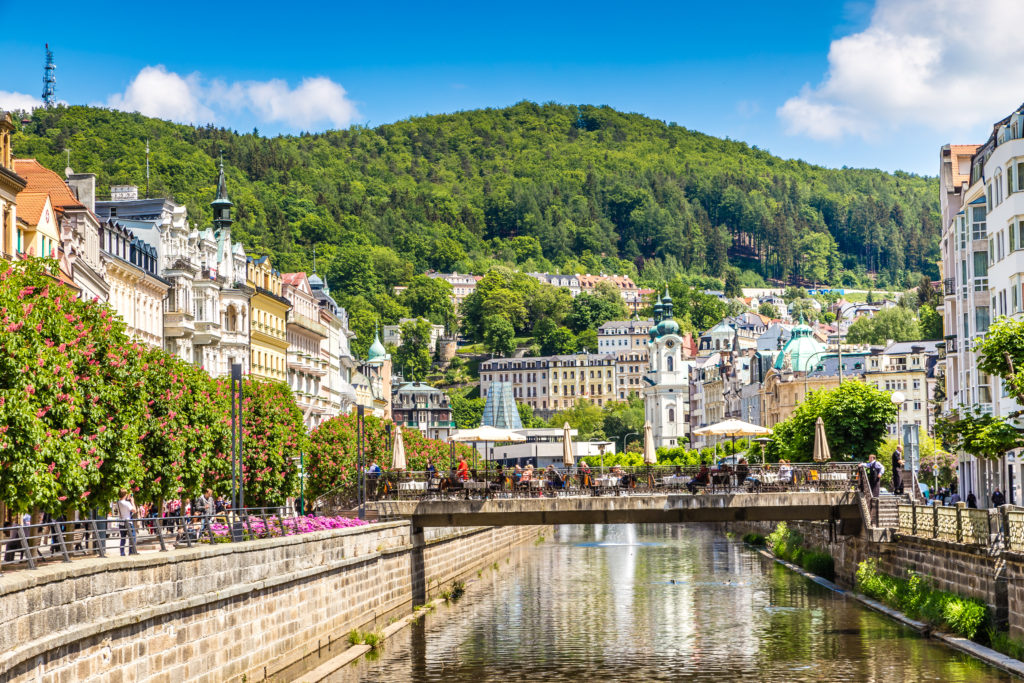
974, 251, 989, 290
973, 206, 987, 240
668, 407, 675, 422
976, 306, 990, 334
960, 214, 967, 249
667, 356, 674, 372
1011, 164, 1016, 196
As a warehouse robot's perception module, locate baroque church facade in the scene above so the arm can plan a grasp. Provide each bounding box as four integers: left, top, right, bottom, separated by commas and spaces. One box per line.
642, 290, 692, 448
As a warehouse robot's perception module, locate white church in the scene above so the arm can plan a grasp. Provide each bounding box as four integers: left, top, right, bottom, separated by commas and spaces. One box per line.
642, 290, 694, 449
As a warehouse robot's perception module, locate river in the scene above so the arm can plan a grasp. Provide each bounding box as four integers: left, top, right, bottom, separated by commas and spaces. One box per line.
332, 525, 1012, 682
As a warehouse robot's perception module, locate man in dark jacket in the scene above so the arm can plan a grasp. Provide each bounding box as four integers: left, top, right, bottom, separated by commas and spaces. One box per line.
992, 488, 1006, 507
891, 446, 905, 496
967, 491, 978, 508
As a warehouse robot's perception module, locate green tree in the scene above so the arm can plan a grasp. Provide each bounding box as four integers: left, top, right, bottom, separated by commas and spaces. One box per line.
548, 399, 606, 440
401, 275, 455, 330
918, 304, 943, 341
846, 307, 921, 345
576, 328, 598, 352
601, 396, 645, 449
789, 299, 818, 323
566, 290, 626, 334
0, 259, 147, 514
758, 302, 779, 319
724, 269, 742, 298
394, 318, 434, 381
769, 381, 897, 462
482, 315, 516, 356
539, 325, 577, 355
796, 231, 840, 285
235, 380, 304, 506
451, 395, 485, 428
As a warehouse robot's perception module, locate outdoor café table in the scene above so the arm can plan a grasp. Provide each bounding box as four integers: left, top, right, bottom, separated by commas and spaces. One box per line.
595, 476, 618, 488
819, 472, 847, 481
463, 481, 488, 491
528, 479, 546, 489
397, 481, 427, 491
662, 475, 690, 487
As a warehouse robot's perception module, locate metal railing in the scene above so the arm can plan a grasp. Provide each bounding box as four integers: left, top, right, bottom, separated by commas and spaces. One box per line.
0, 507, 310, 573
897, 501, 1009, 547
368, 463, 863, 501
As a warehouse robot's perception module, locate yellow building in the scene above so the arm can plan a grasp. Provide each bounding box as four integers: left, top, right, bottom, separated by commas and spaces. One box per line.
0, 113, 26, 258
247, 255, 290, 382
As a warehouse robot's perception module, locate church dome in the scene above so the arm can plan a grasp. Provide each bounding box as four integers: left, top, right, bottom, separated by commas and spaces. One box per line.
367, 332, 387, 363
657, 318, 680, 337
308, 273, 325, 290
773, 323, 825, 372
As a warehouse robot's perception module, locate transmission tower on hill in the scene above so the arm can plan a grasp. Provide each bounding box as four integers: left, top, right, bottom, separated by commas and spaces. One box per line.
42, 44, 56, 108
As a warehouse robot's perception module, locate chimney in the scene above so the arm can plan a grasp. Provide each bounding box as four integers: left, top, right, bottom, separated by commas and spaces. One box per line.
66, 173, 96, 213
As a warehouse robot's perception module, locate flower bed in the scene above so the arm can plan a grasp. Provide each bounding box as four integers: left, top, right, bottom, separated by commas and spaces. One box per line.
209, 514, 368, 539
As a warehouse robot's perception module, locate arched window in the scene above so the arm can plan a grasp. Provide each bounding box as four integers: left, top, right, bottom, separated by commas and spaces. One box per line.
668, 407, 675, 423
667, 355, 674, 372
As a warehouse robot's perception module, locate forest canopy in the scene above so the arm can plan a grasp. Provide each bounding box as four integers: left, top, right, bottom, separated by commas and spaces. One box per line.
12, 103, 939, 350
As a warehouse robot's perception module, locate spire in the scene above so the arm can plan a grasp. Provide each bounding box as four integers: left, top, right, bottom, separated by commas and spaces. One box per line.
211, 153, 233, 234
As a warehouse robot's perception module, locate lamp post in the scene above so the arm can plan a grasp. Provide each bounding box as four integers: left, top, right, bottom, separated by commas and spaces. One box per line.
891, 390, 906, 446
357, 404, 366, 520
622, 431, 640, 468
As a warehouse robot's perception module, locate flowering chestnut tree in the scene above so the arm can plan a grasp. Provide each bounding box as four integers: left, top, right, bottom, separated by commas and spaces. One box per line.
223, 379, 304, 506
0, 259, 147, 514
306, 412, 475, 502
136, 350, 231, 506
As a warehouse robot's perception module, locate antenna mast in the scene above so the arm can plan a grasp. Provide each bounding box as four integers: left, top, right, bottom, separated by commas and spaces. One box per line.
42, 44, 56, 108
145, 139, 150, 198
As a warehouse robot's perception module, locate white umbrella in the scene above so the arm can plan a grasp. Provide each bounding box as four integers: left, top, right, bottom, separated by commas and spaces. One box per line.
391, 424, 407, 470
813, 417, 831, 462
561, 421, 575, 467
450, 426, 527, 471
692, 419, 772, 437
643, 422, 657, 465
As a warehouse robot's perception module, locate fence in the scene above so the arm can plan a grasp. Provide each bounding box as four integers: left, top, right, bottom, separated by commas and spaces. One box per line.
897, 501, 1006, 547
0, 507, 306, 573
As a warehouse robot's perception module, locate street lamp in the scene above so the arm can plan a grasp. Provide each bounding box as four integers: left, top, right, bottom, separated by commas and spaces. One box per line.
622, 431, 640, 458
891, 390, 906, 446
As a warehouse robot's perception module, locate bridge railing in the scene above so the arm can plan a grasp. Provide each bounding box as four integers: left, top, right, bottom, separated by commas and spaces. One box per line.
897, 501, 1011, 548
369, 463, 863, 501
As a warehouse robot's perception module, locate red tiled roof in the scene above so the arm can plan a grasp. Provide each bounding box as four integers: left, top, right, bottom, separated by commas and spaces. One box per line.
281, 272, 307, 286
948, 144, 980, 187
12, 159, 84, 211
15, 191, 50, 227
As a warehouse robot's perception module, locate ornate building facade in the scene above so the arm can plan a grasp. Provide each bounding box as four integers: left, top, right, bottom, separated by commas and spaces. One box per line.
642, 291, 692, 448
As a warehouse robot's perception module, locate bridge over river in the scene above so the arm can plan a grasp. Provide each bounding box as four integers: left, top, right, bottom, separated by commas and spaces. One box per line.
369, 490, 865, 529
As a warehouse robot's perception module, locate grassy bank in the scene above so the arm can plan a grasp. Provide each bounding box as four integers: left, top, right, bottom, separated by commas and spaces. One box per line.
764, 522, 835, 581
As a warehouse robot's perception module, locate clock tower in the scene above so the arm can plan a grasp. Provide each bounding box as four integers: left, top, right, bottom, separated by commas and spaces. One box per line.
642, 288, 692, 448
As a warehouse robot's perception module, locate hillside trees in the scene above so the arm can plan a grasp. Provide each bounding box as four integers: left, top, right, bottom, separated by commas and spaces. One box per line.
14, 103, 941, 353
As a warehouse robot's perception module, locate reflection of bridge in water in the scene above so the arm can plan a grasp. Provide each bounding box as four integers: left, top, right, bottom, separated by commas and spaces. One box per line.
370, 491, 865, 530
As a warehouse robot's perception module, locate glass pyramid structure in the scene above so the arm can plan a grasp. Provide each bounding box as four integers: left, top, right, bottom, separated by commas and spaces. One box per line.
481, 382, 523, 429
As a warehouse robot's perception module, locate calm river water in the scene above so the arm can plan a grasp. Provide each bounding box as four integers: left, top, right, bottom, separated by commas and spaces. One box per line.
332, 525, 1012, 682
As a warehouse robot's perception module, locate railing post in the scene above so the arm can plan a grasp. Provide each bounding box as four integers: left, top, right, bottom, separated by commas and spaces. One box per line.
911, 501, 917, 535
53, 520, 71, 563
15, 526, 35, 569
956, 502, 966, 544
933, 503, 939, 539
1001, 505, 1012, 551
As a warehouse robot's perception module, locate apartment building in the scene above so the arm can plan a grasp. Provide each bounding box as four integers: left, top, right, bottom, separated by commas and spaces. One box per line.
597, 318, 655, 353
479, 352, 618, 416
939, 104, 1024, 505
864, 341, 940, 440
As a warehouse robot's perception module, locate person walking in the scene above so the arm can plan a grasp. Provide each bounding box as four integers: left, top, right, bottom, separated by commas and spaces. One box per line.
949, 490, 961, 505
992, 488, 1006, 507
891, 446, 905, 496
967, 491, 978, 509
865, 454, 884, 497
116, 489, 137, 556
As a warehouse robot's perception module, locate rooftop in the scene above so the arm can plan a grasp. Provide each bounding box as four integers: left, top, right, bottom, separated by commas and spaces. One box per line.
13, 159, 85, 211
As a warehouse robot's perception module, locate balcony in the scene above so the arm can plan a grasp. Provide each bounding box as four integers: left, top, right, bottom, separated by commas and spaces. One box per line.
944, 335, 958, 353
287, 310, 328, 338
944, 278, 956, 296
164, 309, 195, 338
193, 320, 222, 345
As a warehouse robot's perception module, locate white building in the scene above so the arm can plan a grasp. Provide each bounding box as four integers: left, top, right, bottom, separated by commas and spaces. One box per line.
426, 271, 479, 309
597, 318, 655, 353
382, 317, 446, 352
95, 161, 251, 378
310, 272, 359, 418
643, 290, 693, 448
939, 104, 1024, 506
283, 272, 330, 429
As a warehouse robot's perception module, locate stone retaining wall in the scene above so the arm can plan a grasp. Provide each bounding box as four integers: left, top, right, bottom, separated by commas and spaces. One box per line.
0, 522, 546, 683
728, 520, 1011, 629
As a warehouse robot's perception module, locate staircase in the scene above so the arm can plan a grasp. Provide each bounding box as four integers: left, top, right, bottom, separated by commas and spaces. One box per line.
875, 494, 900, 529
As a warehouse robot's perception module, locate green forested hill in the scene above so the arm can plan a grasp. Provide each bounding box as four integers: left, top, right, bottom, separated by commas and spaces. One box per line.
12, 102, 938, 346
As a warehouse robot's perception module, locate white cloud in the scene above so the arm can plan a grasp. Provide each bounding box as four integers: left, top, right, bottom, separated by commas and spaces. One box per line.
0, 91, 43, 112
108, 67, 359, 130
779, 0, 1024, 141
108, 66, 213, 123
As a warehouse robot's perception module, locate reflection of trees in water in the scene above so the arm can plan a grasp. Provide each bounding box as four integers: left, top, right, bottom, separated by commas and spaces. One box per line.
345, 525, 1010, 682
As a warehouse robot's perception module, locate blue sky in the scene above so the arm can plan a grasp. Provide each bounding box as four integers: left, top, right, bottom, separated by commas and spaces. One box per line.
4, 0, 1023, 176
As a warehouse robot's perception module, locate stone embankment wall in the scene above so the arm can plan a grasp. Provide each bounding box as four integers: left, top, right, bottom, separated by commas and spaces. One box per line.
728, 520, 1016, 635
1, 522, 545, 682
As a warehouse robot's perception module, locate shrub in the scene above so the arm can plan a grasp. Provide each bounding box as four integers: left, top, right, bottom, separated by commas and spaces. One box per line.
800, 550, 835, 581
766, 522, 835, 581
742, 533, 766, 546
855, 559, 989, 639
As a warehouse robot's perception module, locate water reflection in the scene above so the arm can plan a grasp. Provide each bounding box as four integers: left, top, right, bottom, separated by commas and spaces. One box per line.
332, 525, 1011, 682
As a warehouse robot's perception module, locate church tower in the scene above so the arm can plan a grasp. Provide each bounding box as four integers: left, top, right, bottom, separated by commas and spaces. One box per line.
643, 288, 691, 448
211, 156, 235, 283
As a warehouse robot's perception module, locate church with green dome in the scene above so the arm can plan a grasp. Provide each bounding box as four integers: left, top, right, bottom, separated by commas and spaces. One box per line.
772, 322, 826, 373
643, 288, 693, 449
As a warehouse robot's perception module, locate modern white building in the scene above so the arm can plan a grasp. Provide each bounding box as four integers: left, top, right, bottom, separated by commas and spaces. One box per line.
939, 104, 1024, 506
